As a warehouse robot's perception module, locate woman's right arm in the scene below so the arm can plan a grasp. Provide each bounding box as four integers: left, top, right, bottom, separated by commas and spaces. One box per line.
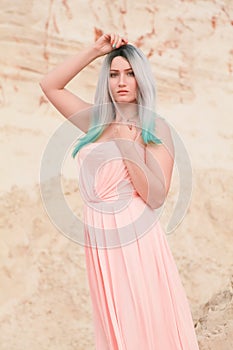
39, 34, 128, 133
39, 46, 101, 133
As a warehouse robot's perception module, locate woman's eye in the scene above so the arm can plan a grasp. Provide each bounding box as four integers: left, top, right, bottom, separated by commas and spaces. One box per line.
110, 73, 117, 77
127, 71, 135, 76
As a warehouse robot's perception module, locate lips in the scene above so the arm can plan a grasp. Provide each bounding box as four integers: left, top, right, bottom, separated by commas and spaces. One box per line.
117, 90, 128, 93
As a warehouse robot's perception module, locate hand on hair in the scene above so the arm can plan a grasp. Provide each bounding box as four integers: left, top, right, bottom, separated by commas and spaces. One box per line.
93, 33, 128, 56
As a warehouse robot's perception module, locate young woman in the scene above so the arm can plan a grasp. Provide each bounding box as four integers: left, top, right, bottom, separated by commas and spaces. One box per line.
40, 33, 200, 350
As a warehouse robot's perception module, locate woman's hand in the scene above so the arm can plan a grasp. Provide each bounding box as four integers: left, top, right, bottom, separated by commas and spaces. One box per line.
93, 33, 128, 56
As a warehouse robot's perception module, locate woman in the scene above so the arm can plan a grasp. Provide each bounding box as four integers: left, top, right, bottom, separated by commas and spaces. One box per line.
40, 33, 199, 350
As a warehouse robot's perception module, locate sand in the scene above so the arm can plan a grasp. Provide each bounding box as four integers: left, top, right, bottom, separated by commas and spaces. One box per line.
0, 0, 233, 349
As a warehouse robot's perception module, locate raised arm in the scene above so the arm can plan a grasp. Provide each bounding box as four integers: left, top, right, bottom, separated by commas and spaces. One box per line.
39, 34, 128, 133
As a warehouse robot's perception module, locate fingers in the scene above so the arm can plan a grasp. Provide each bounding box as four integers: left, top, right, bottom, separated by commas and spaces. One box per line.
110, 33, 128, 49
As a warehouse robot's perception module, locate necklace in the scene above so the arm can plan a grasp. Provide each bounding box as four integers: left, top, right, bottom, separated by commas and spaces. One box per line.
109, 119, 140, 140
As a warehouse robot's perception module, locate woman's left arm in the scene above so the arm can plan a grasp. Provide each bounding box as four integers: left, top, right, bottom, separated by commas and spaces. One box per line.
115, 119, 174, 209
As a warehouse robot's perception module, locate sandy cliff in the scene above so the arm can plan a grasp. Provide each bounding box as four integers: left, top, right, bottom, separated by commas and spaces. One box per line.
0, 0, 233, 349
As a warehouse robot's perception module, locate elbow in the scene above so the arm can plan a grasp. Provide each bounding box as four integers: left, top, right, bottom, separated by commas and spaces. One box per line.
136, 178, 169, 210
146, 186, 167, 210
39, 75, 53, 93
147, 196, 166, 210
39, 79, 62, 97
39, 78, 48, 93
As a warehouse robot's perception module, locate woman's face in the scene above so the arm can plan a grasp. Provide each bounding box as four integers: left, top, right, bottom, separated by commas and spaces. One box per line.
109, 56, 138, 104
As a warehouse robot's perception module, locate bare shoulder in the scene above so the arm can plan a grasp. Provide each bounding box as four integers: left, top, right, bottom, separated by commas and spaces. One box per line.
145, 117, 174, 194
155, 116, 172, 141
146, 117, 174, 154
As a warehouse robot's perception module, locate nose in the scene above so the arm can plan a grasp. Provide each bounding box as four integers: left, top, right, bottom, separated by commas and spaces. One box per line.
118, 73, 126, 86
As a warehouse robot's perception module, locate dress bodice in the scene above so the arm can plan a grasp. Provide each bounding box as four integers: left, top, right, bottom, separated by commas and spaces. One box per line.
76, 141, 145, 209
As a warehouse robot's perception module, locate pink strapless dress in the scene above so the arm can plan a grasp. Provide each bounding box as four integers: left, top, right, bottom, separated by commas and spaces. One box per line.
76, 140, 199, 350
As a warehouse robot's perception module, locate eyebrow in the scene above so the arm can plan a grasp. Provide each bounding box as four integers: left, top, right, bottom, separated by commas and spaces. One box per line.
110, 68, 133, 72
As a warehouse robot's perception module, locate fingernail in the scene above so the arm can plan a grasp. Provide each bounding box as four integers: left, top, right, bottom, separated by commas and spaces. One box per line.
112, 43, 116, 48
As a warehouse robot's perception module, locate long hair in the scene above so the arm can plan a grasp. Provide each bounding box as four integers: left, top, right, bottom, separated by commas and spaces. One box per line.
72, 44, 161, 158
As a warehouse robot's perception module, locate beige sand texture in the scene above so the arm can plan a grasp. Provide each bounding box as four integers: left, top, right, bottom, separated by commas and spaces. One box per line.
0, 0, 233, 349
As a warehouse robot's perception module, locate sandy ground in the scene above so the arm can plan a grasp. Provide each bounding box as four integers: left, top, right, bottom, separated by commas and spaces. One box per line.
0, 1, 233, 349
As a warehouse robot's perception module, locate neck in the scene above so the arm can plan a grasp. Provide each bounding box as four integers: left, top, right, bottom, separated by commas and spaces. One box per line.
114, 102, 138, 122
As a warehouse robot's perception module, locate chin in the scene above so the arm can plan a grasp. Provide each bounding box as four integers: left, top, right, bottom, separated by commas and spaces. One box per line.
115, 98, 136, 104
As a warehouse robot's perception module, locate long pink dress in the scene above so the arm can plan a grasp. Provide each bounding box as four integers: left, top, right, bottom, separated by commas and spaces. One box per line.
76, 140, 199, 350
